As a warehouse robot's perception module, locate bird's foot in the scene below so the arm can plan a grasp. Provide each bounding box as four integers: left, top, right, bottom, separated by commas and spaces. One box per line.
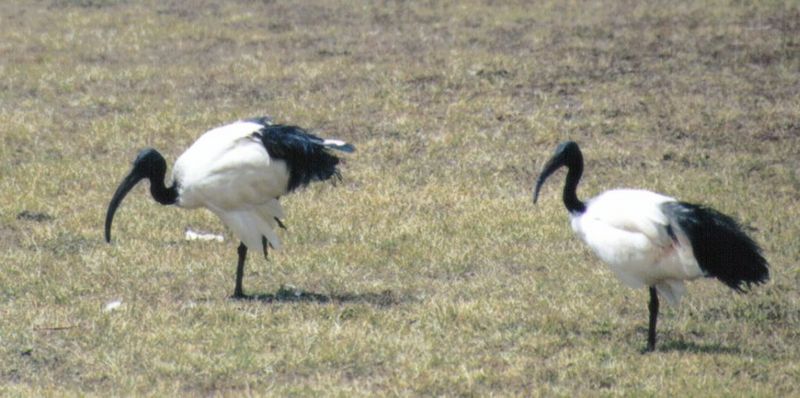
641, 345, 656, 354
231, 291, 251, 300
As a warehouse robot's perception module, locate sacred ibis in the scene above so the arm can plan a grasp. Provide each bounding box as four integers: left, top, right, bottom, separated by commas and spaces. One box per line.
533, 141, 769, 352
104, 117, 354, 298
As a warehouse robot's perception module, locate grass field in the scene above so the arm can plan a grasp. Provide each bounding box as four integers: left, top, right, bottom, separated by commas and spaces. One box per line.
1, 0, 799, 395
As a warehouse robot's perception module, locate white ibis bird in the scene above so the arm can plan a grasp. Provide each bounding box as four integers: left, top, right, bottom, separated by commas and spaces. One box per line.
533, 141, 769, 352
104, 117, 354, 298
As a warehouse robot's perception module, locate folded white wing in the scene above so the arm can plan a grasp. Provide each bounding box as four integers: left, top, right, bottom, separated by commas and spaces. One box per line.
172, 120, 290, 250
573, 189, 703, 304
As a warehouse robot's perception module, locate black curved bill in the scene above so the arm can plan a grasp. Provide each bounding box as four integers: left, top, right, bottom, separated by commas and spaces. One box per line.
533, 154, 564, 204
105, 171, 145, 243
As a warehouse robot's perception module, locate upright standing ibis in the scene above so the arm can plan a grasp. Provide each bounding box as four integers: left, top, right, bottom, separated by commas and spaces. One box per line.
104, 117, 354, 298
533, 141, 769, 352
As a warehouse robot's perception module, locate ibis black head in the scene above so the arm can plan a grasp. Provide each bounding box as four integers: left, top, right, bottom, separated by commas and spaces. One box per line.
533, 141, 586, 213
104, 148, 177, 243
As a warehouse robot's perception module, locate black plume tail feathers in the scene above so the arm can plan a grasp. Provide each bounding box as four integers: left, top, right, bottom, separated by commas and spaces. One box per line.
661, 202, 769, 291
257, 124, 355, 192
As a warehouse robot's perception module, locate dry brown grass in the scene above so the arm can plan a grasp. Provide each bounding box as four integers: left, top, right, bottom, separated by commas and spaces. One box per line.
1, 0, 799, 395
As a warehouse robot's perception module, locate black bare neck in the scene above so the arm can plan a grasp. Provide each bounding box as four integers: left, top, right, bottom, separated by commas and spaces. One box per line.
136, 149, 178, 205
563, 154, 586, 214
150, 179, 178, 205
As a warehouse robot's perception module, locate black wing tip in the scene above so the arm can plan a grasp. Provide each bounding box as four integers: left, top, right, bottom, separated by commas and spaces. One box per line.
256, 122, 356, 154
726, 272, 770, 293
723, 256, 770, 292
257, 123, 353, 192
664, 201, 771, 292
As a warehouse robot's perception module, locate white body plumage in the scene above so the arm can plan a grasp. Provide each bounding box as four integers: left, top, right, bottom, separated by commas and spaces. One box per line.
174, 120, 290, 251
570, 189, 704, 305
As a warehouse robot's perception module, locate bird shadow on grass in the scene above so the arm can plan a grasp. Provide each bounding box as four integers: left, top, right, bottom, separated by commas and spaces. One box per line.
234, 285, 403, 307
656, 339, 741, 355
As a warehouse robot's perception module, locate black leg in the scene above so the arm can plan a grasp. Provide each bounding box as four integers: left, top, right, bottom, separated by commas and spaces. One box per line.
261, 236, 269, 259
233, 242, 247, 299
645, 286, 659, 353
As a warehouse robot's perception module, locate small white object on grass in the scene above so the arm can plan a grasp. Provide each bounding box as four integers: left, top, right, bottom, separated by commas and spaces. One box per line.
184, 228, 225, 242
103, 299, 123, 312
